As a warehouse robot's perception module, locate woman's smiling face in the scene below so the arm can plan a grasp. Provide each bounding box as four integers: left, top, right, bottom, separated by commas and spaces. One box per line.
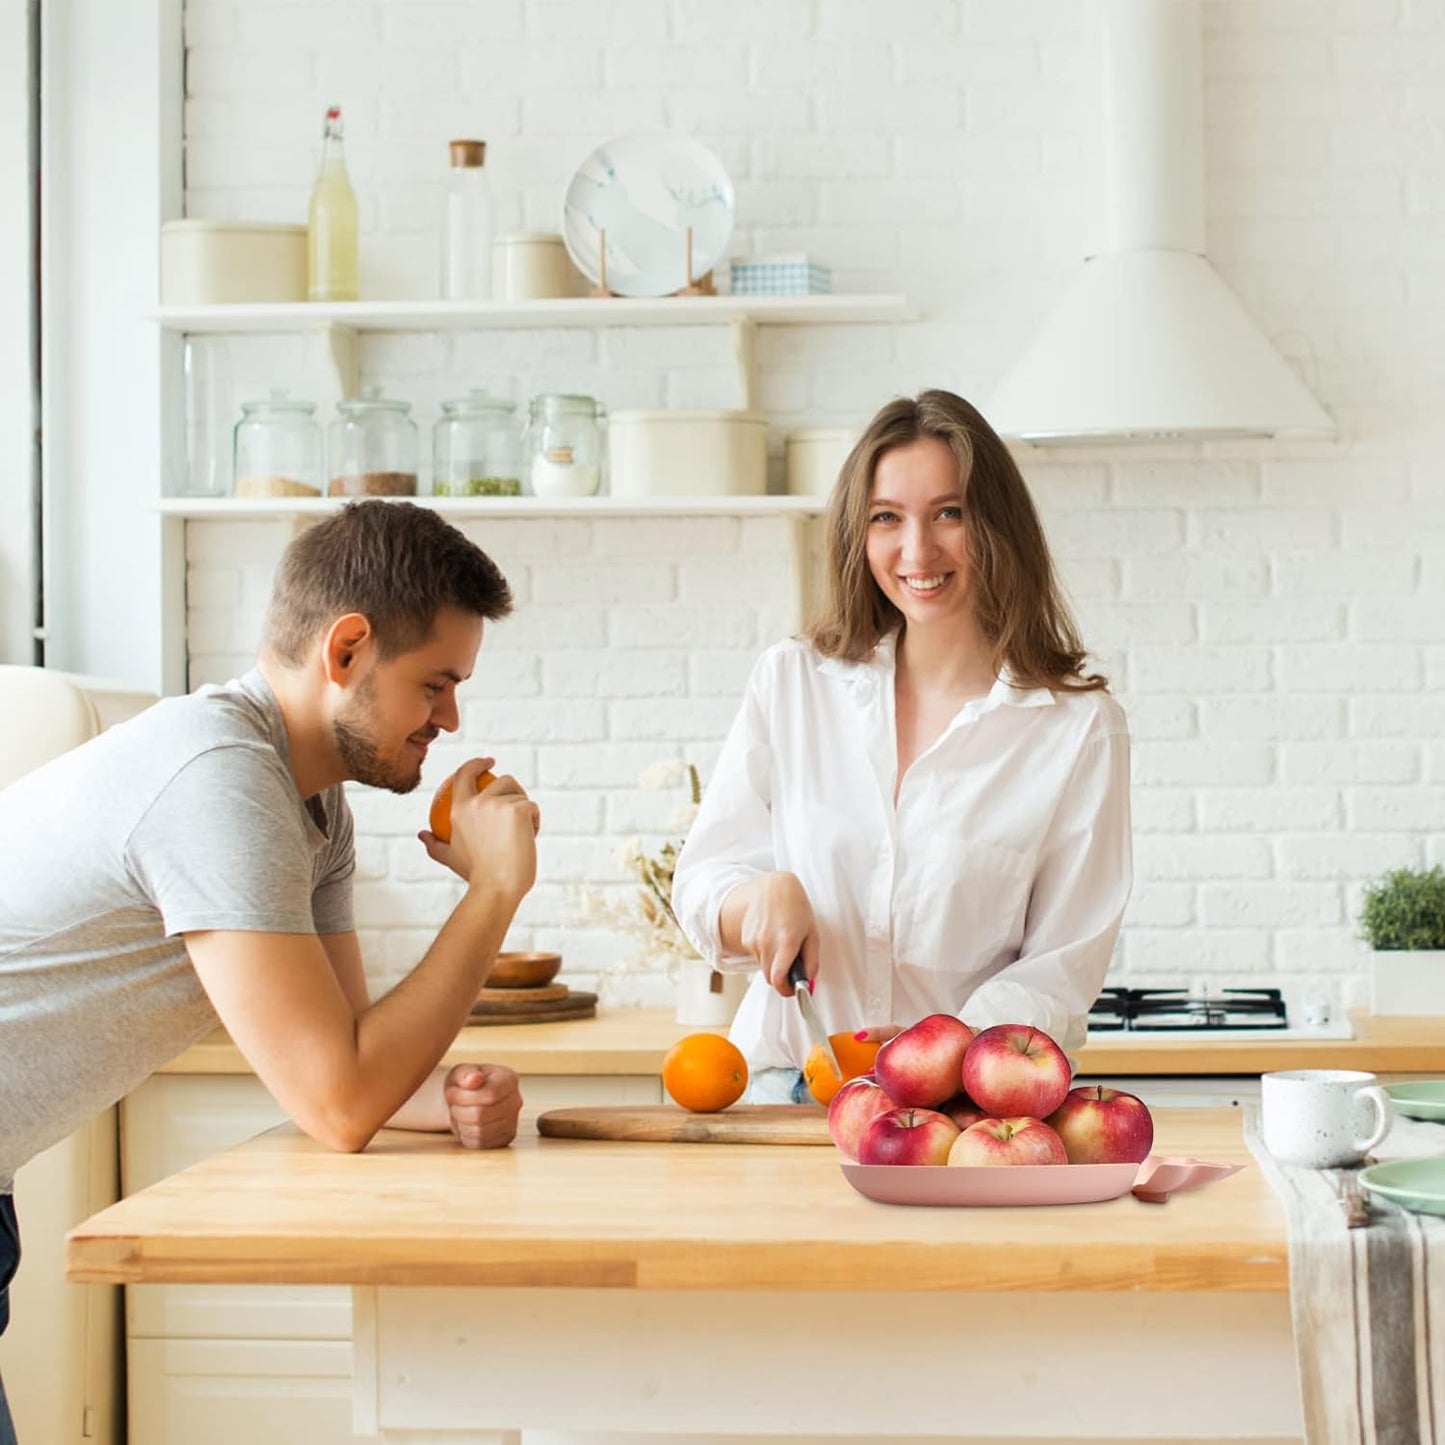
864, 435, 975, 630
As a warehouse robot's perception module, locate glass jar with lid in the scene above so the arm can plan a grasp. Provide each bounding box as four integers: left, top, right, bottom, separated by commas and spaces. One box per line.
525, 393, 604, 499
232, 390, 322, 498
432, 391, 523, 497
328, 388, 419, 496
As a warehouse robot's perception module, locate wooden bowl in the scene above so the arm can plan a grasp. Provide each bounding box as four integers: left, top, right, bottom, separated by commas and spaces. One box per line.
486, 951, 562, 989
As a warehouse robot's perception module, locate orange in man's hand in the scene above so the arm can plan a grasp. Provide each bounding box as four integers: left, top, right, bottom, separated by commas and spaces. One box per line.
803, 1033, 882, 1107
661, 1033, 749, 1114
428, 768, 498, 844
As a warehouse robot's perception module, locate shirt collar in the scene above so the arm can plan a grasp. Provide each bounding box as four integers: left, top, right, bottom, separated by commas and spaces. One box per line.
817, 633, 1056, 711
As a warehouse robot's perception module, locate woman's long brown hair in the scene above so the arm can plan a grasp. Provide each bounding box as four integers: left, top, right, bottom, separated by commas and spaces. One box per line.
807, 389, 1106, 692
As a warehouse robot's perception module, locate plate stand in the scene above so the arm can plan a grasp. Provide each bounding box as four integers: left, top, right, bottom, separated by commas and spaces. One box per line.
674, 226, 717, 297
590, 228, 616, 298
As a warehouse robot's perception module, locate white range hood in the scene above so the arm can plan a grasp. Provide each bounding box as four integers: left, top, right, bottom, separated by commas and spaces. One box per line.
988, 0, 1333, 445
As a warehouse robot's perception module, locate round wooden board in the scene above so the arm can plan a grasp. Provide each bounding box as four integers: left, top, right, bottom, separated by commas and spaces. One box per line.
474, 983, 570, 1005
465, 998, 598, 1027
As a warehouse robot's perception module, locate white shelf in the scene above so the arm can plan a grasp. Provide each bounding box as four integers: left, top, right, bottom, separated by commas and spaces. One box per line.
157, 494, 827, 520
153, 293, 912, 334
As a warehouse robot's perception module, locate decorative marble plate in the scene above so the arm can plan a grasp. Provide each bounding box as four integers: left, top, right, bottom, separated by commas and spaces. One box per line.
562, 131, 735, 297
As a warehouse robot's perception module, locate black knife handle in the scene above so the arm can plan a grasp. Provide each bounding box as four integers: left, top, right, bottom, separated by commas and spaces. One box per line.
788, 955, 808, 991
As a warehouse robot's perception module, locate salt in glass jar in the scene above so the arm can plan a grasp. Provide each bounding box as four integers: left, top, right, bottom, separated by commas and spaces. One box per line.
525, 393, 603, 499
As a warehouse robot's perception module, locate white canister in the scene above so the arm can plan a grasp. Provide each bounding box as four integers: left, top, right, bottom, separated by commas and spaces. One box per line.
673, 963, 751, 1028
492, 231, 581, 301
607, 409, 767, 498
785, 427, 860, 498
161, 220, 307, 305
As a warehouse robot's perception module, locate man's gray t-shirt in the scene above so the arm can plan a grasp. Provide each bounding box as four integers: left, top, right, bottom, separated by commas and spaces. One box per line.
0, 669, 354, 1192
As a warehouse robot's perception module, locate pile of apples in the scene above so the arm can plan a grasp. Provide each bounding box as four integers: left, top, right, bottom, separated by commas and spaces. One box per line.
828, 1014, 1154, 1168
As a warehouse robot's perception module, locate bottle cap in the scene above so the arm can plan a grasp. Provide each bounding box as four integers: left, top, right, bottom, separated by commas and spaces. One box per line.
449, 139, 486, 167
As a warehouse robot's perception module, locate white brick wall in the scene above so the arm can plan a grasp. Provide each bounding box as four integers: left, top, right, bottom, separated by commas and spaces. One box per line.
182, 0, 1445, 1019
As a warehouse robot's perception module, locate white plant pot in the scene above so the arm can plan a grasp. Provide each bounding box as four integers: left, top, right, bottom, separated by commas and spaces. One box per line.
1371, 949, 1445, 1016
673, 963, 750, 1028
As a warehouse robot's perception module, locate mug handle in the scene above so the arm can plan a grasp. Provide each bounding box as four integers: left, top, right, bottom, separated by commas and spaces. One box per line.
1355, 1085, 1395, 1155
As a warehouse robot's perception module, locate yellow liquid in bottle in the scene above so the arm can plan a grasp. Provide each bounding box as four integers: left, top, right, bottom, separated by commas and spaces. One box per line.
307, 112, 359, 301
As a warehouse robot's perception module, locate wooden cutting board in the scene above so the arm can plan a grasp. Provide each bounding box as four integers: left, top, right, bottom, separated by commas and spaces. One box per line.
536, 1104, 833, 1145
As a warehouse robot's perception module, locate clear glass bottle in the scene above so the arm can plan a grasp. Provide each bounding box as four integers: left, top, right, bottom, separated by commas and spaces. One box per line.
525, 394, 604, 498
432, 392, 522, 496
232, 390, 322, 498
440, 139, 493, 300
175, 337, 231, 496
328, 389, 418, 496
307, 105, 359, 302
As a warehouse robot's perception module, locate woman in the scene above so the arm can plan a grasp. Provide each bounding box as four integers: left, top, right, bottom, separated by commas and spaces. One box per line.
671, 390, 1131, 1101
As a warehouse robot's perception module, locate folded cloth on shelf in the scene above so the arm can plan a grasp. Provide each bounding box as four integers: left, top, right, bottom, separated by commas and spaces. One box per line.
1245, 1107, 1445, 1444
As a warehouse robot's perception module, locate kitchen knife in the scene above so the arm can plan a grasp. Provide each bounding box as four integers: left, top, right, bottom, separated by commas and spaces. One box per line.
788, 956, 843, 1077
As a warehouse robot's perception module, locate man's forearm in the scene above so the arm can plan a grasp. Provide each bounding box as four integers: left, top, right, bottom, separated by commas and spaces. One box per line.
348, 885, 516, 1133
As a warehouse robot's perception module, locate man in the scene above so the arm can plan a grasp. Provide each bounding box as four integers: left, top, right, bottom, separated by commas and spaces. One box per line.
0, 501, 539, 1440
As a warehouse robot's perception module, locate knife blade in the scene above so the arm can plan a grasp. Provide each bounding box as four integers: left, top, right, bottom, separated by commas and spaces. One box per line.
788, 956, 843, 1077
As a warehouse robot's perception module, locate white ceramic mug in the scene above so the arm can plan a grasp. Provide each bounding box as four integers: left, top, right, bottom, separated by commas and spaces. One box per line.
1260, 1068, 1395, 1169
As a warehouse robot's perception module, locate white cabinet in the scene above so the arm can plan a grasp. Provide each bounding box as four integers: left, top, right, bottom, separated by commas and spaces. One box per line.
121, 1068, 659, 1445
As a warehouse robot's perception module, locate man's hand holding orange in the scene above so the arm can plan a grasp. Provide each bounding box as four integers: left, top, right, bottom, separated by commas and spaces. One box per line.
421, 758, 540, 903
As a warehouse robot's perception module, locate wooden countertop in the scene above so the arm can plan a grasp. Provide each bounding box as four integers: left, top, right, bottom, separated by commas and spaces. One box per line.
67, 1106, 1285, 1293
159, 1007, 1445, 1078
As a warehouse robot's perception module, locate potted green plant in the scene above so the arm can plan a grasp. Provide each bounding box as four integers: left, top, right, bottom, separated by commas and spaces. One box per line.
1359, 865, 1445, 1016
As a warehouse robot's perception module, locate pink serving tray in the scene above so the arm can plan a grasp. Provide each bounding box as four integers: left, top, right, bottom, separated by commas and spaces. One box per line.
841, 1154, 1243, 1207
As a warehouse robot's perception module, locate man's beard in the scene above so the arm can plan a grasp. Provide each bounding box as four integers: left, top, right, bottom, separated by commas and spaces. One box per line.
333, 676, 426, 794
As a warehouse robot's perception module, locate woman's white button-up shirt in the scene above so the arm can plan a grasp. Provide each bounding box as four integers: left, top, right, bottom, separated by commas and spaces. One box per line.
671, 635, 1132, 1070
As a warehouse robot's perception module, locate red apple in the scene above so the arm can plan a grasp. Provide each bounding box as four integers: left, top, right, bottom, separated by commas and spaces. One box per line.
1045, 1085, 1155, 1164
826, 1076, 898, 1162
947, 1116, 1068, 1167
961, 1023, 1072, 1119
939, 1092, 989, 1131
873, 1014, 977, 1108
856, 1107, 961, 1167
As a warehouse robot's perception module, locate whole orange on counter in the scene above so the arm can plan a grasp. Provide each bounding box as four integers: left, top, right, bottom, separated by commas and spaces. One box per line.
428, 767, 498, 844
803, 1032, 881, 1107
662, 1033, 748, 1113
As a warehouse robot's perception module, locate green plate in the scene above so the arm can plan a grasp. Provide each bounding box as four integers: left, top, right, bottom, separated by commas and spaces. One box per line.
1359, 1158, 1445, 1216
1385, 1080, 1445, 1122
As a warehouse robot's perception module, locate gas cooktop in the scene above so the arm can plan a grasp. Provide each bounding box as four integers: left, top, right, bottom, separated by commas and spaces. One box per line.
1087, 986, 1353, 1041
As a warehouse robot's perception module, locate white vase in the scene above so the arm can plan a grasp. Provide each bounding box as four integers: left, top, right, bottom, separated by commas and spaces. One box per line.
1371, 949, 1445, 1016
673, 962, 749, 1028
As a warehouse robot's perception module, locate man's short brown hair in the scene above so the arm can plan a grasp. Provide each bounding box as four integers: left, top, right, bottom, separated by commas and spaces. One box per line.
264, 500, 513, 664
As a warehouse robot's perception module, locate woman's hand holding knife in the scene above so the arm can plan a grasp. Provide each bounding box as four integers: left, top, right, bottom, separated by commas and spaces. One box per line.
722, 870, 819, 996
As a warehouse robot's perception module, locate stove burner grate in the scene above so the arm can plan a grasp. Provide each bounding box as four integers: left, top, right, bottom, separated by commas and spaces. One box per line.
1088, 986, 1288, 1032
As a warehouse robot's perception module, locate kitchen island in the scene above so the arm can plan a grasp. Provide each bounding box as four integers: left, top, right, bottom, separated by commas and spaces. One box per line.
110, 1008, 1445, 1441
70, 1106, 1303, 1443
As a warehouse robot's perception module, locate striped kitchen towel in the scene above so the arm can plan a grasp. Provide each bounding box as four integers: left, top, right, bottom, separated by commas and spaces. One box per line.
1246, 1107, 1445, 1444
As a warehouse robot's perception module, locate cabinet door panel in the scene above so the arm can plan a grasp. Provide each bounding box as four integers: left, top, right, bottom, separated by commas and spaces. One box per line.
128, 1339, 363, 1445
128, 1283, 352, 1341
